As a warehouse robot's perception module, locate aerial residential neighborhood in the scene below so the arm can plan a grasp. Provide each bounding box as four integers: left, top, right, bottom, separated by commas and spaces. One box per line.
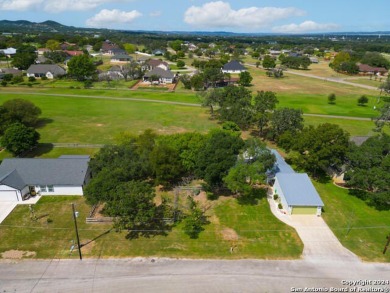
0, 0, 389, 292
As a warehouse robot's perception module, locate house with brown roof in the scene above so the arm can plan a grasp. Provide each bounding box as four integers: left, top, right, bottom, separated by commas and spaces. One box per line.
358, 64, 388, 76
144, 59, 170, 71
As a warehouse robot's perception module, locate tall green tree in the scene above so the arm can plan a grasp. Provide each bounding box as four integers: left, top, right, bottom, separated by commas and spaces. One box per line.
2, 99, 41, 127
238, 71, 253, 87
270, 108, 303, 140
253, 91, 279, 136
67, 54, 96, 81
1, 123, 40, 156
12, 45, 36, 70
262, 55, 276, 69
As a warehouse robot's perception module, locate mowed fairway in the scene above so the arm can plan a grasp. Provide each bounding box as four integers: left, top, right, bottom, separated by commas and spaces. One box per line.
0, 93, 216, 144
0, 196, 303, 259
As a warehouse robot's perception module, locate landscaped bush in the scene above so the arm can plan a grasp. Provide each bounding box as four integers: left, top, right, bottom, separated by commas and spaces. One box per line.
41, 76, 48, 80
1, 80, 7, 87
206, 192, 218, 201
11, 75, 24, 84
278, 203, 283, 209
28, 76, 36, 82
273, 194, 279, 200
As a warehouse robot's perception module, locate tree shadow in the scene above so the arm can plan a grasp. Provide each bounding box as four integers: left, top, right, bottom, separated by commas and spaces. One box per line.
81, 228, 113, 248
125, 220, 172, 240
24, 143, 54, 158
237, 188, 267, 205
35, 118, 54, 129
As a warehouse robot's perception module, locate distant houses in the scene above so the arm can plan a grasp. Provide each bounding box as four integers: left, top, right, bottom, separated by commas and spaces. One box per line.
358, 64, 388, 76
143, 67, 175, 84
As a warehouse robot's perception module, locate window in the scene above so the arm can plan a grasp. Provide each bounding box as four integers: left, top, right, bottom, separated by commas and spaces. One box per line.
39, 185, 47, 192
47, 185, 54, 192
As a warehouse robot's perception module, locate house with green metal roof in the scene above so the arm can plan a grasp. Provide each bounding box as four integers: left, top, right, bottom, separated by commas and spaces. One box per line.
0, 156, 90, 202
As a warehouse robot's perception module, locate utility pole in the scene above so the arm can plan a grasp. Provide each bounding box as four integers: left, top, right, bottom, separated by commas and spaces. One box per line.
383, 234, 390, 255
72, 203, 82, 260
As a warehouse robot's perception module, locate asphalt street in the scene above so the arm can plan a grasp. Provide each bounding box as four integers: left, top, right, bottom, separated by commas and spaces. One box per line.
1, 258, 389, 293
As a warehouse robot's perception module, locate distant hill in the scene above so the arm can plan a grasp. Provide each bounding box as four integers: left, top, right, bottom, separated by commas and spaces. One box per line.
0, 19, 389, 37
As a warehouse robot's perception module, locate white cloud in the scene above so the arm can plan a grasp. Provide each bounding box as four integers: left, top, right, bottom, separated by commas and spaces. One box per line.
0, 0, 43, 11
184, 1, 305, 29
273, 21, 339, 33
0, 0, 134, 12
86, 9, 142, 28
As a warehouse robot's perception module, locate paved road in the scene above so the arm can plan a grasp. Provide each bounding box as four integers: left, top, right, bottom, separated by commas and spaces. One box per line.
0, 258, 389, 293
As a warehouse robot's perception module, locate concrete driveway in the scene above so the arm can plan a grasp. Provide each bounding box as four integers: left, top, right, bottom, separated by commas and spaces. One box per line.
268, 197, 359, 262
0, 202, 17, 223
290, 215, 359, 262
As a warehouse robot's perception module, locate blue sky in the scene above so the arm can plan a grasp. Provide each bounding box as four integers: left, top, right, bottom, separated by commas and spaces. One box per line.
0, 0, 388, 33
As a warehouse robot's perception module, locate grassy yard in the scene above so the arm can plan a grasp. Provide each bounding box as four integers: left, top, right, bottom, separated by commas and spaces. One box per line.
0, 196, 303, 259
314, 182, 390, 262
0, 93, 216, 144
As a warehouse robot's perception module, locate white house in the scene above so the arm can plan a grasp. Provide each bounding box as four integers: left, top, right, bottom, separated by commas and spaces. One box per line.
222, 60, 246, 74
143, 67, 175, 84
27, 64, 66, 79
0, 156, 91, 202
269, 150, 324, 215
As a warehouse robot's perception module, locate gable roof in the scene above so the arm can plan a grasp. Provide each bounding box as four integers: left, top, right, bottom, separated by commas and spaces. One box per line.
147, 59, 169, 68
275, 173, 324, 207
270, 149, 295, 174
111, 54, 133, 60
27, 64, 66, 76
0, 157, 90, 189
358, 64, 388, 73
144, 67, 174, 79
222, 60, 246, 71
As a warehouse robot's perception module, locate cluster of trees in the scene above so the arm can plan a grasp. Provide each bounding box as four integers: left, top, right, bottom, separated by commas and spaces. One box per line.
0, 99, 41, 156
280, 55, 311, 70
345, 134, 390, 210
330, 51, 390, 74
200, 86, 303, 140
85, 129, 274, 238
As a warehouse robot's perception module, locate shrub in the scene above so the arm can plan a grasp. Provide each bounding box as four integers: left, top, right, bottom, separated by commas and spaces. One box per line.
1, 80, 7, 87
273, 194, 279, 200
47, 218, 53, 224
357, 95, 369, 106
278, 203, 283, 209
206, 192, 219, 200
11, 75, 24, 84
328, 93, 336, 104
28, 76, 36, 82
27, 83, 33, 87
41, 76, 48, 80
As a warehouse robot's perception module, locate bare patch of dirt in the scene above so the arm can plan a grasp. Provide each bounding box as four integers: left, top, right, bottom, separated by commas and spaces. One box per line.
1, 250, 36, 259
194, 191, 207, 205
209, 214, 220, 225
221, 228, 239, 241
80, 240, 96, 255
96, 124, 104, 127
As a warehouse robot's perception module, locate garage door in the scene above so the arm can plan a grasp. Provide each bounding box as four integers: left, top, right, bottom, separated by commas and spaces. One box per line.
0, 191, 19, 202
292, 206, 318, 215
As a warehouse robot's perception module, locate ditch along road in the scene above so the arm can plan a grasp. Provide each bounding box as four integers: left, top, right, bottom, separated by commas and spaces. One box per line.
1, 90, 373, 122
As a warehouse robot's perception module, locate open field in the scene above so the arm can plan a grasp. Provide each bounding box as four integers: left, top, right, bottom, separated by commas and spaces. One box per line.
315, 182, 390, 262
0, 196, 303, 259
287, 61, 341, 78
0, 93, 216, 144
346, 77, 385, 88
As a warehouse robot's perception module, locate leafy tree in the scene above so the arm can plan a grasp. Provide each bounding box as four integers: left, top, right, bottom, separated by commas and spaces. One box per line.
176, 60, 185, 68
238, 71, 253, 87
104, 181, 161, 237
357, 95, 369, 106
328, 93, 336, 104
360, 52, 390, 69
1, 123, 40, 156
300, 56, 311, 69
203, 67, 224, 88
2, 98, 42, 127
270, 108, 303, 140
183, 197, 208, 239
198, 88, 222, 116
374, 102, 390, 132
190, 73, 205, 91
330, 51, 351, 72
218, 86, 254, 129
180, 74, 192, 89
46, 40, 60, 51
253, 91, 279, 136
289, 123, 350, 177
339, 61, 359, 74
11, 45, 36, 70
345, 134, 390, 209
262, 55, 276, 69
119, 60, 142, 81
379, 77, 390, 95
170, 40, 182, 52
196, 129, 244, 188
123, 43, 136, 54
149, 143, 185, 187
67, 54, 97, 81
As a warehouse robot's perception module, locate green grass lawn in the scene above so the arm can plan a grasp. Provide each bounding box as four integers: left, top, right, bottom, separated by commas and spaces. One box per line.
0, 196, 303, 259
314, 182, 390, 262
0, 93, 216, 144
